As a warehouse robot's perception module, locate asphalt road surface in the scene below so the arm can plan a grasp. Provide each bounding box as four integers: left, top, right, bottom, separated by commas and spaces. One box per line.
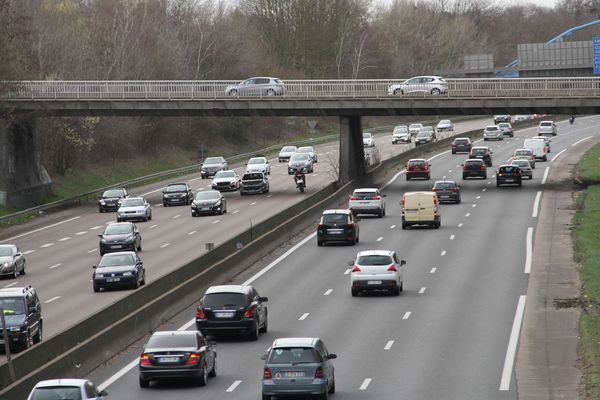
86, 116, 599, 399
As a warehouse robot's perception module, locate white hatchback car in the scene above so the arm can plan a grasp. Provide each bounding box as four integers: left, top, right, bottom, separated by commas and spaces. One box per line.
27, 379, 108, 400
246, 157, 270, 175
349, 250, 405, 296
483, 125, 503, 141
392, 125, 410, 144
348, 188, 386, 217
362, 132, 375, 147
388, 76, 448, 96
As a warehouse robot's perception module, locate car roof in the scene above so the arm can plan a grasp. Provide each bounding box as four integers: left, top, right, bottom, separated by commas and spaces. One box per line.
410, 75, 443, 79
356, 250, 393, 256
403, 191, 436, 196
540, 120, 554, 123
471, 146, 489, 150
0, 244, 15, 248
352, 188, 378, 192
151, 330, 196, 337
322, 209, 351, 215
122, 196, 145, 200
106, 221, 132, 226
101, 251, 136, 257
0, 286, 32, 296
485, 125, 499, 129
408, 158, 427, 162
465, 158, 484, 162
33, 379, 90, 388
514, 148, 532, 152
434, 180, 458, 184
205, 285, 252, 295
167, 182, 187, 186
248, 76, 281, 80
272, 337, 319, 348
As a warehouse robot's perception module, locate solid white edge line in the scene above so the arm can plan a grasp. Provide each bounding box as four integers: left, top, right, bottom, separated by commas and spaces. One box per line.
499, 295, 527, 391
525, 227, 533, 274
225, 380, 242, 393
532, 191, 542, 218
550, 148, 566, 163
3, 216, 81, 241
97, 358, 140, 391
359, 378, 372, 390
571, 136, 593, 147
541, 167, 550, 185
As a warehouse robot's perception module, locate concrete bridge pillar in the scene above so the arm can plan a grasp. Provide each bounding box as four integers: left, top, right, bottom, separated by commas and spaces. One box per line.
338, 116, 366, 184
0, 116, 52, 208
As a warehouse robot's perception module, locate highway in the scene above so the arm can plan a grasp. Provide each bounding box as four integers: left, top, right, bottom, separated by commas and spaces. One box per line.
84, 117, 599, 399
0, 119, 488, 346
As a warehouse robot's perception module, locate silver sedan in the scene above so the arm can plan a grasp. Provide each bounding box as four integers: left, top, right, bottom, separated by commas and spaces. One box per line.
116, 197, 152, 222
0, 244, 25, 278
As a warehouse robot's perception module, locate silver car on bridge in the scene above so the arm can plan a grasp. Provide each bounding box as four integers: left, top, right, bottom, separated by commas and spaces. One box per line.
388, 76, 448, 96
225, 77, 285, 97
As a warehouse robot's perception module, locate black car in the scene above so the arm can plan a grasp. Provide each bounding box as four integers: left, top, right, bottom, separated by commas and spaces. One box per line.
469, 146, 493, 167
191, 190, 227, 216
317, 209, 359, 246
98, 188, 129, 213
0, 285, 42, 351
432, 180, 461, 204
99, 222, 142, 255
451, 138, 472, 154
414, 131, 434, 146
496, 165, 522, 187
195, 285, 268, 340
163, 183, 194, 206
139, 330, 216, 388
462, 159, 487, 179
93, 251, 146, 292
240, 172, 269, 195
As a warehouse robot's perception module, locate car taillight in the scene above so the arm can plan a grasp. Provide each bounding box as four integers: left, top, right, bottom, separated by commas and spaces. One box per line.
317, 224, 325, 230
244, 308, 256, 318
451, 144, 456, 147
350, 197, 358, 200
315, 367, 324, 379
140, 354, 151, 366
387, 265, 397, 272
452, 188, 459, 193
480, 165, 485, 170
372, 196, 381, 200
351, 265, 361, 272
432, 188, 437, 192
263, 368, 272, 380
196, 309, 206, 319
463, 165, 468, 171
186, 353, 201, 365
401, 196, 405, 208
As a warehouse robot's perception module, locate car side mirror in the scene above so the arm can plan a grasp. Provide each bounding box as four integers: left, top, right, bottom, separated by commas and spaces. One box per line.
491, 151, 494, 154
260, 297, 269, 302
100, 390, 108, 396
162, 190, 166, 194
348, 261, 354, 267
328, 353, 337, 359
401, 260, 407, 266
14, 252, 21, 258
382, 194, 387, 197
260, 354, 267, 360
355, 217, 361, 221
92, 265, 97, 269
98, 234, 103, 238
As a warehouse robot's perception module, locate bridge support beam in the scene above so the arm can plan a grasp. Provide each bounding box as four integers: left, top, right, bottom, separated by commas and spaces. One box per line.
339, 116, 366, 184
0, 116, 52, 208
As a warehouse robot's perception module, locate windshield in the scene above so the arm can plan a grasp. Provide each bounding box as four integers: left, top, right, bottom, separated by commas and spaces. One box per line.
363, 133, 372, 139
29, 387, 82, 400
297, 147, 313, 153
281, 146, 296, 152
98, 254, 135, 267
195, 191, 220, 201
485, 127, 499, 131
248, 158, 265, 165
438, 120, 450, 124
499, 123, 510, 128
393, 126, 408, 133
416, 132, 431, 138
290, 153, 309, 161
203, 157, 222, 165
357, 255, 393, 265
104, 224, 132, 235
103, 189, 124, 198
203, 293, 247, 308
166, 184, 187, 192
0, 297, 25, 315
420, 126, 433, 132
243, 173, 263, 180
215, 171, 235, 178
120, 198, 144, 207
0, 246, 13, 256
268, 347, 319, 364
409, 124, 422, 129
146, 334, 196, 349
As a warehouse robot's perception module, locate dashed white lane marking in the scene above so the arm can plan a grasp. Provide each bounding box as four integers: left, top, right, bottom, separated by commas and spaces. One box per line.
465, 213, 471, 217
525, 227, 534, 274
225, 380, 242, 393
499, 295, 527, 391
267, 194, 273, 198
87, 249, 96, 254
141, 187, 165, 196
359, 378, 372, 391
188, 231, 197, 235
4, 282, 18, 288
487, 181, 491, 185
344, 268, 351, 275
384, 340, 394, 350
458, 223, 464, 228
541, 167, 550, 185
58, 237, 71, 242
250, 202, 257, 206
571, 136, 593, 147
402, 311, 411, 320
472, 204, 477, 208
299, 313, 310, 321
189, 177, 202, 182
160, 243, 170, 248
23, 250, 35, 255
456, 165, 460, 168
154, 203, 163, 207
49, 263, 62, 270
551, 149, 566, 163
377, 237, 383, 242
430, 267, 437, 273
476, 196, 481, 199
441, 250, 447, 256
419, 287, 426, 294
173, 214, 181, 219
448, 169, 453, 173
75, 231, 87, 236
212, 220, 221, 224
283, 187, 288, 191
90, 226, 103, 230
150, 224, 158, 229
44, 296, 61, 304
40, 243, 54, 248
4, 216, 81, 241
450, 234, 455, 240
532, 191, 542, 218
390, 225, 396, 229
232, 210, 240, 214
313, 173, 319, 176
324, 289, 333, 296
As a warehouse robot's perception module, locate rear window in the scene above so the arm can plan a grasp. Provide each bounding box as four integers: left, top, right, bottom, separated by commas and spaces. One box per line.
471, 149, 486, 155
512, 160, 530, 167
514, 150, 531, 156
322, 214, 349, 224
465, 160, 483, 166
352, 191, 376, 199
30, 387, 82, 400
357, 255, 393, 265
540, 122, 552, 127
203, 292, 247, 308
499, 166, 520, 173
147, 333, 196, 348
408, 160, 426, 166
434, 182, 455, 189
454, 139, 469, 144
268, 347, 320, 364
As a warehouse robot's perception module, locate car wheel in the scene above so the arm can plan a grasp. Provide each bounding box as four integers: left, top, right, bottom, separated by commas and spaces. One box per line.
402, 222, 407, 230
262, 394, 271, 400
483, 173, 487, 179
12, 267, 18, 279
259, 313, 268, 333
378, 208, 384, 218
329, 377, 336, 393
456, 197, 461, 204
228, 89, 238, 96
484, 138, 488, 141
462, 174, 467, 180
99, 208, 104, 213
249, 320, 259, 341
519, 182, 522, 187
431, 88, 441, 95
139, 376, 150, 388
93, 284, 101, 292
317, 240, 324, 247
393, 88, 402, 95
33, 323, 42, 344
24, 330, 33, 350
393, 286, 400, 296
137, 241, 142, 252
197, 364, 208, 386
496, 182, 500, 187
116, 218, 121, 222
132, 275, 140, 289
543, 155, 547, 162
266, 89, 275, 96
382, 207, 386, 217
20, 260, 26, 275
351, 288, 359, 297
406, 176, 410, 181
140, 271, 146, 285
219, 207, 224, 215
208, 358, 217, 377
452, 150, 456, 154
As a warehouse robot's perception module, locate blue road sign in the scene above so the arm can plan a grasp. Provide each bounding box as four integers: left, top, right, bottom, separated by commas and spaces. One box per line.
593, 37, 600, 74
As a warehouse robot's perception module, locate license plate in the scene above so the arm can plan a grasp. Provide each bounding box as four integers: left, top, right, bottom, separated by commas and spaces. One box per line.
283, 371, 305, 378
110, 245, 121, 249
327, 229, 343, 234
367, 280, 382, 285
106, 278, 120, 282
0, 340, 4, 345
159, 357, 179, 363
440, 195, 449, 199
201, 207, 210, 211
405, 209, 417, 213
215, 312, 235, 318
504, 179, 514, 182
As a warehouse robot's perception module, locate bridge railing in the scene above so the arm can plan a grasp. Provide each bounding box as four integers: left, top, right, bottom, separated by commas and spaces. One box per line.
2, 77, 600, 100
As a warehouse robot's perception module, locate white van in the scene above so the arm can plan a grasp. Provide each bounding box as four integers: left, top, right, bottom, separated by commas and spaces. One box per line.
401, 191, 440, 229
523, 138, 547, 161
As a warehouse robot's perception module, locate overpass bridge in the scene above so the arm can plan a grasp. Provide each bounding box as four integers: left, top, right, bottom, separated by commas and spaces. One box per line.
1, 77, 598, 207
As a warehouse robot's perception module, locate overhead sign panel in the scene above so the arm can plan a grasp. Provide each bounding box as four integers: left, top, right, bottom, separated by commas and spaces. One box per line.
593, 37, 600, 74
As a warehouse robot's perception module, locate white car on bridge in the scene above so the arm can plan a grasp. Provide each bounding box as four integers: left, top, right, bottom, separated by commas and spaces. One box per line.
388, 76, 448, 96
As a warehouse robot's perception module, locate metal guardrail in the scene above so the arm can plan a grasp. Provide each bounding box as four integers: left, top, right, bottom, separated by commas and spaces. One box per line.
2, 78, 600, 100
0, 134, 338, 226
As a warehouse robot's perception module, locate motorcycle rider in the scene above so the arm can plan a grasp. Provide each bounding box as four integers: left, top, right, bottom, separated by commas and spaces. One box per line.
294, 167, 306, 188
569, 115, 575, 124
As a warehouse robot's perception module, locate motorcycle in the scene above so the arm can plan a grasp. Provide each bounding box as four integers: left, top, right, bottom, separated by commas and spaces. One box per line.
296, 178, 305, 193
569, 116, 575, 124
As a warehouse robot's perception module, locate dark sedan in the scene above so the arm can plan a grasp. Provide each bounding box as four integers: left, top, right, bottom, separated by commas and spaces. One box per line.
163, 183, 194, 206
99, 222, 141, 255
496, 165, 522, 187
191, 191, 227, 216
98, 188, 129, 213
451, 138, 472, 154
462, 159, 487, 179
195, 285, 268, 340
317, 209, 359, 246
92, 251, 145, 292
139, 330, 216, 388
432, 180, 461, 204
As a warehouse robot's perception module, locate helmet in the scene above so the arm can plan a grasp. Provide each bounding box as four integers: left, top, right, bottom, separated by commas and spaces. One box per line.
296, 167, 303, 173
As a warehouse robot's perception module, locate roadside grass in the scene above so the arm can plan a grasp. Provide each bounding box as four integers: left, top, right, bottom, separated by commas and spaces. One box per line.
574, 143, 600, 399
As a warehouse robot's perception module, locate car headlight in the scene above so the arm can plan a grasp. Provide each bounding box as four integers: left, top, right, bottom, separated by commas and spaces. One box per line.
125, 235, 134, 243
99, 200, 106, 205
191, 203, 198, 209
95, 273, 104, 278
9, 326, 21, 332
122, 272, 133, 276
214, 201, 221, 207
2, 262, 11, 268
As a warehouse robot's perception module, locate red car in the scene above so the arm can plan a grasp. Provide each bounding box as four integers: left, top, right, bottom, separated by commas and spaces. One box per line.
406, 159, 431, 181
